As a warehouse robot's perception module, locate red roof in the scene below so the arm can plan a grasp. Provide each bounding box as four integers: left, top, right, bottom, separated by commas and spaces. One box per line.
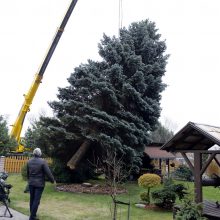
145, 146, 175, 159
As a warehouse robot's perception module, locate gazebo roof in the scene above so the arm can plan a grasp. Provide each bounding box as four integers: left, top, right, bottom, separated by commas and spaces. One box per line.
161, 121, 220, 152
145, 144, 175, 159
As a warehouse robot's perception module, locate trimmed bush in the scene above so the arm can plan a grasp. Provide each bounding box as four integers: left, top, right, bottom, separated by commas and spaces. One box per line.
138, 173, 161, 204
138, 173, 161, 188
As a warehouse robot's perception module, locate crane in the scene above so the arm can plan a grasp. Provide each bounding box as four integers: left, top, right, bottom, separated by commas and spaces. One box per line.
10, 0, 78, 153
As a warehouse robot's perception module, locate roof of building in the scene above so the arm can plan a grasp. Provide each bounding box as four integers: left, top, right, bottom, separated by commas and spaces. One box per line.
161, 121, 220, 152
145, 144, 175, 159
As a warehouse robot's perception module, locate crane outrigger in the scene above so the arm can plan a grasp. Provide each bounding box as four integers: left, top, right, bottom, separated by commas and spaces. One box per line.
10, 0, 78, 153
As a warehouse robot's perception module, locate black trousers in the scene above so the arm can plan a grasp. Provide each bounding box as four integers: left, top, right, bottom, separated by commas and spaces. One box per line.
29, 185, 44, 220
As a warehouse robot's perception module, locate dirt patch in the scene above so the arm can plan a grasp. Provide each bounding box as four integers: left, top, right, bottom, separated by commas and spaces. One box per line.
135, 203, 170, 211
56, 183, 127, 195
144, 204, 164, 211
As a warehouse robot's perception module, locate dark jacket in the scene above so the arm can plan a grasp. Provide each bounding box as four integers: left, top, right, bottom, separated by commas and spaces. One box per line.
27, 156, 54, 187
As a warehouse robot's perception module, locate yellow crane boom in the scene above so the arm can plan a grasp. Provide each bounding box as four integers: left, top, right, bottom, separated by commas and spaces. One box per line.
10, 0, 78, 153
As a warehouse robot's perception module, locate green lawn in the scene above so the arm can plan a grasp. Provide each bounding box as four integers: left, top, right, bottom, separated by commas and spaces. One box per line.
6, 174, 220, 220
7, 174, 172, 220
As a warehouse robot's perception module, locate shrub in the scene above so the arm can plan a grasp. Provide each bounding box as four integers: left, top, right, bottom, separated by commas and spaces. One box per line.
152, 188, 176, 209
138, 173, 161, 204
171, 183, 187, 200
140, 192, 150, 203
176, 197, 207, 220
21, 164, 27, 181
50, 159, 96, 183
50, 159, 74, 183
173, 165, 193, 181
152, 177, 187, 209
138, 173, 161, 188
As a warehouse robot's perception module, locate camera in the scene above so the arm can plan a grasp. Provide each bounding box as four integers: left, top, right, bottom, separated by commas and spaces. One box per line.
0, 172, 12, 196
0, 172, 13, 218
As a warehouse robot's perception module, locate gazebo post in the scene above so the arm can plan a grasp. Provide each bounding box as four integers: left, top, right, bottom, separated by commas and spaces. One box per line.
166, 159, 170, 177
194, 152, 203, 203
159, 159, 162, 170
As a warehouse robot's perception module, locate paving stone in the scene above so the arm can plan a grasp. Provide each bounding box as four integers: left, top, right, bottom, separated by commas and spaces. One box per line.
0, 206, 29, 220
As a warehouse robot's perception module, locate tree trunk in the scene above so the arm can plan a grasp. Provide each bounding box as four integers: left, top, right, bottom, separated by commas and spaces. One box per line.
67, 140, 90, 170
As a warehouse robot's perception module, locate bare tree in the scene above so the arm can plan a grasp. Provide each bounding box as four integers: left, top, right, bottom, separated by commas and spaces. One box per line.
90, 149, 132, 220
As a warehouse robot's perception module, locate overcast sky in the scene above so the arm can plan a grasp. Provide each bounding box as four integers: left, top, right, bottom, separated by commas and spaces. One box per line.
1, 0, 220, 134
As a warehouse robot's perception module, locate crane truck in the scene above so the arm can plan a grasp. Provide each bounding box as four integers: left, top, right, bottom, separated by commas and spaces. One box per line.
10, 0, 78, 153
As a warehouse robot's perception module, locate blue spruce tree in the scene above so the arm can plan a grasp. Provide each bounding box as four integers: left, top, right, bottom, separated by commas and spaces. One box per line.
31, 20, 168, 181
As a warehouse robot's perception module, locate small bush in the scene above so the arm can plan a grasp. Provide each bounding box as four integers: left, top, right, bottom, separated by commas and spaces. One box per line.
138, 173, 161, 204
173, 165, 193, 181
140, 191, 150, 203
171, 183, 187, 200
152, 188, 176, 209
176, 197, 207, 220
138, 173, 161, 188
152, 177, 187, 209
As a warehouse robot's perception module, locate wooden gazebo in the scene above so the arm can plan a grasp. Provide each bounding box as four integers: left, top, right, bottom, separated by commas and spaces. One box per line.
161, 121, 220, 204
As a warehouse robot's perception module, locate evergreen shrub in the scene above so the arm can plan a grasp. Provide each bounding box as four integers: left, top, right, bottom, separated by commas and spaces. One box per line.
50, 160, 74, 183
176, 197, 207, 220
152, 188, 176, 209
152, 177, 187, 209
50, 159, 95, 183
173, 165, 193, 181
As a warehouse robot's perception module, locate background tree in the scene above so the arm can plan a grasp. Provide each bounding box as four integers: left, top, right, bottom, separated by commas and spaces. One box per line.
25, 19, 169, 182
0, 115, 17, 154
24, 116, 55, 156
24, 127, 37, 151
23, 110, 49, 152
149, 121, 174, 143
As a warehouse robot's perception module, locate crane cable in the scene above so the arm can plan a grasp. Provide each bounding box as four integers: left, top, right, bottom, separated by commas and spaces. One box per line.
118, 0, 123, 36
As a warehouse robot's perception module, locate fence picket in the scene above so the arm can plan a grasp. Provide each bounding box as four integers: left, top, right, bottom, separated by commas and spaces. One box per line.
3, 156, 51, 173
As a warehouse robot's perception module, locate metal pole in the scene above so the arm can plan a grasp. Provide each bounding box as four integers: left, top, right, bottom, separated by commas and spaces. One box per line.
127, 202, 130, 220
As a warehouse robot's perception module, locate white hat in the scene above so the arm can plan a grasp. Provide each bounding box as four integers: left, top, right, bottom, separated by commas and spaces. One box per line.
33, 148, 42, 157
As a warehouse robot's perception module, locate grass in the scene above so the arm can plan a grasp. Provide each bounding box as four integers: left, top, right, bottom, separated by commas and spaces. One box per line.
7, 174, 172, 220
174, 180, 220, 202
7, 174, 220, 220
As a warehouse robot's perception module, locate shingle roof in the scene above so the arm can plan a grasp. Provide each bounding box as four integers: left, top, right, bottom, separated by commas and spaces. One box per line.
161, 121, 220, 152
145, 145, 175, 159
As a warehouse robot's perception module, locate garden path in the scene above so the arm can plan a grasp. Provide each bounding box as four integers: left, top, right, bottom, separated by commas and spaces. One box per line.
0, 206, 29, 220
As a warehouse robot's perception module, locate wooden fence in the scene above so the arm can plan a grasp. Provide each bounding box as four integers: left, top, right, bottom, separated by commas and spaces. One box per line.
1, 156, 52, 173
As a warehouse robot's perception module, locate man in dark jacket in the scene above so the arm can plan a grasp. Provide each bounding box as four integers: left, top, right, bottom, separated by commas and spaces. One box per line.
27, 148, 55, 220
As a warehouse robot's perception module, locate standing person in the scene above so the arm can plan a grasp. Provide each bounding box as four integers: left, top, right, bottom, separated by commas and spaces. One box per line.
27, 148, 55, 220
